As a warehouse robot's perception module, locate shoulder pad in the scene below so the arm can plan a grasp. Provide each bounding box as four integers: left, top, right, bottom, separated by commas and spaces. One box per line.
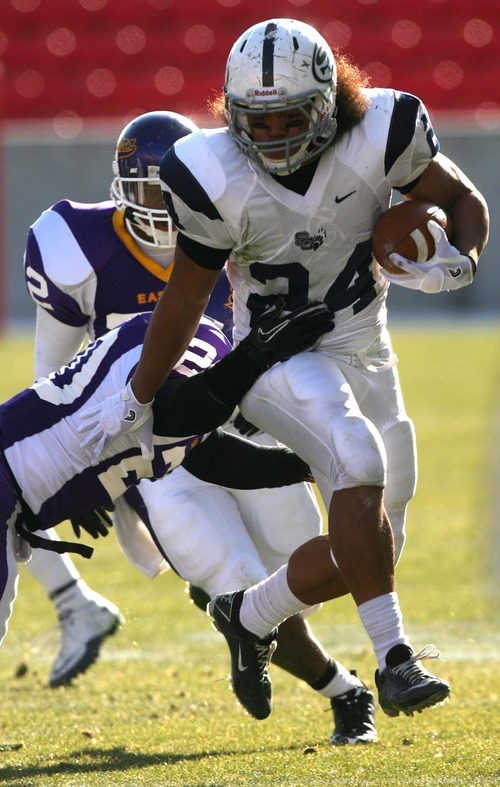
173, 130, 227, 203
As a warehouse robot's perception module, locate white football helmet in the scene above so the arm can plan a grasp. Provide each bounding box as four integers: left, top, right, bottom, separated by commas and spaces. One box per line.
224, 19, 337, 175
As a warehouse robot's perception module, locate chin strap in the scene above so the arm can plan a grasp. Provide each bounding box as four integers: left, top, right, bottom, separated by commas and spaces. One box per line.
2, 449, 94, 559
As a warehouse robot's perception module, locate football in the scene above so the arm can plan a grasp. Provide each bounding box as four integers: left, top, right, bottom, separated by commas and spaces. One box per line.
372, 199, 452, 275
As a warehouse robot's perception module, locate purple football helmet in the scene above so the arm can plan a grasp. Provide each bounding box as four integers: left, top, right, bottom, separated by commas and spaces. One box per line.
111, 110, 198, 249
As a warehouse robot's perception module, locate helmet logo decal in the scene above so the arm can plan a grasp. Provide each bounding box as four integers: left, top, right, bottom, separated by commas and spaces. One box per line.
262, 22, 278, 87
312, 45, 334, 84
117, 137, 137, 159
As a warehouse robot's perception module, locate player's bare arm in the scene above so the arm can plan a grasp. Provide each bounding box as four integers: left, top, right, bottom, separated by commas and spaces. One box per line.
131, 245, 220, 405
406, 152, 489, 265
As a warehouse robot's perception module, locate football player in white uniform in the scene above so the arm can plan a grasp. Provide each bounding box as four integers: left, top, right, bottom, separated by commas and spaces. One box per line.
24, 111, 378, 744
79, 20, 489, 720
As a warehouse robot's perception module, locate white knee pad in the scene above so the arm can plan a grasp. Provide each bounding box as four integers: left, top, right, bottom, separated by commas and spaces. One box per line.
241, 353, 387, 492
326, 408, 387, 490
379, 418, 417, 562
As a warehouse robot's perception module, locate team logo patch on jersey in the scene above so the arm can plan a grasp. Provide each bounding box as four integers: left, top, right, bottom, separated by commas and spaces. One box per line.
294, 228, 327, 251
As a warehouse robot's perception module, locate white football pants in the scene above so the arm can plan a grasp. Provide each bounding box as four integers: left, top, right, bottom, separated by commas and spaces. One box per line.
240, 337, 417, 563
113, 462, 323, 598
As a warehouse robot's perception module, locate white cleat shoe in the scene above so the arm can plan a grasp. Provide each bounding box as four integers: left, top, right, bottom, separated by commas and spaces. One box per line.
50, 595, 124, 688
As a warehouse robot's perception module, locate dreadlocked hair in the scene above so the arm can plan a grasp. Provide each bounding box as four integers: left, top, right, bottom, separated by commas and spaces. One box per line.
334, 50, 371, 139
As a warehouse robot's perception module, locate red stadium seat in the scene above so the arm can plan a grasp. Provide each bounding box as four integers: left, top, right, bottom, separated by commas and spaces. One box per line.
1, 0, 498, 120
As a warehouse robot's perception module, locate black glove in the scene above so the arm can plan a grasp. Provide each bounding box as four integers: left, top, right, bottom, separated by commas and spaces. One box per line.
240, 297, 334, 370
232, 411, 262, 437
70, 507, 114, 540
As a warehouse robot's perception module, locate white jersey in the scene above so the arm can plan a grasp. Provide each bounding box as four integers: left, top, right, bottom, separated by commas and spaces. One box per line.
160, 88, 439, 357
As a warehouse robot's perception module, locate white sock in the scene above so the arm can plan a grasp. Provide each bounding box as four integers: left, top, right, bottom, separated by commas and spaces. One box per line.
358, 592, 410, 671
25, 530, 81, 595
239, 565, 307, 639
52, 579, 95, 617
316, 662, 364, 699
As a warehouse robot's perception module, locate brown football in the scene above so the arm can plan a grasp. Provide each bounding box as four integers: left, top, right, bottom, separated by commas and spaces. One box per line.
372, 200, 452, 275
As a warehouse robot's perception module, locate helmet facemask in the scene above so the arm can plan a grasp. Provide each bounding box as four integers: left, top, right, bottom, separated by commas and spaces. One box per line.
223, 19, 338, 175
226, 90, 337, 175
110, 110, 198, 251
111, 165, 177, 250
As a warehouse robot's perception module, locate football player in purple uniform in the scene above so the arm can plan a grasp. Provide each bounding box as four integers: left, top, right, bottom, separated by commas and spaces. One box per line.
0, 301, 332, 678
81, 20, 489, 721
24, 111, 378, 744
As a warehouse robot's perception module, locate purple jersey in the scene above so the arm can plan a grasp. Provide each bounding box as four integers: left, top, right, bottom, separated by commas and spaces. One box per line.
0, 314, 231, 529
24, 199, 233, 341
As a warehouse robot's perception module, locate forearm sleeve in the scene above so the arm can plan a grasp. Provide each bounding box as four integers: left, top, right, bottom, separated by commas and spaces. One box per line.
152, 344, 264, 437
182, 429, 312, 489
34, 307, 87, 378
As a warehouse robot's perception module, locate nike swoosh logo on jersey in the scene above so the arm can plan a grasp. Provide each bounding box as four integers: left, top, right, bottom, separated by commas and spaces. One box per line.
257, 320, 288, 343
238, 645, 248, 672
335, 190, 357, 203
123, 409, 137, 422
449, 268, 462, 278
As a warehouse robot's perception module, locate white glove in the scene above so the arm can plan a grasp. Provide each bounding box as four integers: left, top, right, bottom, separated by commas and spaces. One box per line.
78, 381, 154, 466
382, 221, 476, 294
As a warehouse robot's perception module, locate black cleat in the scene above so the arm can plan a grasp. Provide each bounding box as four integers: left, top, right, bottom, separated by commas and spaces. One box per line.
330, 682, 377, 745
375, 645, 450, 717
208, 591, 277, 720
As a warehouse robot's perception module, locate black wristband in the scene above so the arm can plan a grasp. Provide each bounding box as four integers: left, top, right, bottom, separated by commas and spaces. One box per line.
463, 254, 477, 277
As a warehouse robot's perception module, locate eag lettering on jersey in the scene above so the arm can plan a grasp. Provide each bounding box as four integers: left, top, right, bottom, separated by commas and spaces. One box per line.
137, 290, 164, 305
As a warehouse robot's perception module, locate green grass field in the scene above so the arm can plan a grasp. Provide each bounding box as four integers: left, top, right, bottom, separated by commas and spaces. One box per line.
0, 325, 499, 786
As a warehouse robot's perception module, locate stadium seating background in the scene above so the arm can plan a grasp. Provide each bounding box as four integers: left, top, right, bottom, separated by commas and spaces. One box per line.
1, 0, 499, 330
1, 0, 499, 128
